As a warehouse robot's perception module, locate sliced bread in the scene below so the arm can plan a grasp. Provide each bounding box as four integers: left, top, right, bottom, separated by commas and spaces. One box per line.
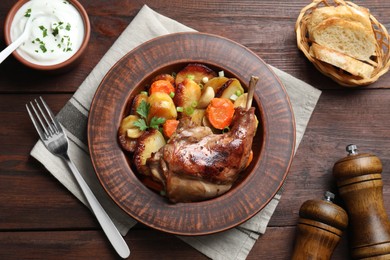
310, 17, 376, 62
310, 42, 374, 79
308, 5, 372, 34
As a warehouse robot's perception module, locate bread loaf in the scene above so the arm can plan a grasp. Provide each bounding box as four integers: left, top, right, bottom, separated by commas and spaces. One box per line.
310, 43, 374, 79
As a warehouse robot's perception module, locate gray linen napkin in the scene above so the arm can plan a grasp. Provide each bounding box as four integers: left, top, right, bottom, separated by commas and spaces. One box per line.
30, 5, 321, 260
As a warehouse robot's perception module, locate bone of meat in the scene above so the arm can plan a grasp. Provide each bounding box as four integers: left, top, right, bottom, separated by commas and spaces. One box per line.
147, 106, 257, 202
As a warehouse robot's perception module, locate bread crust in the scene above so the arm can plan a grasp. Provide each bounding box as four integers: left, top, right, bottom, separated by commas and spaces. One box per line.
310, 43, 374, 79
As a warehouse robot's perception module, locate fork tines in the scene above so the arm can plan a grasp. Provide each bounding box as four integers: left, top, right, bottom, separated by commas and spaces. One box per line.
26, 97, 61, 140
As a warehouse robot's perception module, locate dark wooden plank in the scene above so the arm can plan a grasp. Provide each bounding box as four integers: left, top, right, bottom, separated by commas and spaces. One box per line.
0, 227, 351, 259
1, 0, 389, 93
0, 229, 207, 260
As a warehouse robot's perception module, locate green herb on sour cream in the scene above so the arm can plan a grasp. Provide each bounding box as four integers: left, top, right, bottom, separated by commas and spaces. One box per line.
24, 8, 31, 18
10, 0, 85, 65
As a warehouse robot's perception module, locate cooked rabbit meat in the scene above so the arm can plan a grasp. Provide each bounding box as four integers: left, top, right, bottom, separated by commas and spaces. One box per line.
147, 106, 257, 202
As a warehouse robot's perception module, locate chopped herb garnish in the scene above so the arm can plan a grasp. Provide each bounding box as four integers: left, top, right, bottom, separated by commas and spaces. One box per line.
222, 126, 230, 133
40, 44, 47, 53
32, 38, 48, 53
65, 23, 71, 31
133, 119, 148, 131
185, 106, 194, 115
136, 100, 150, 119
24, 8, 32, 17
150, 117, 166, 129
52, 21, 64, 36
186, 75, 195, 80
134, 100, 165, 131
39, 25, 48, 37
52, 28, 58, 36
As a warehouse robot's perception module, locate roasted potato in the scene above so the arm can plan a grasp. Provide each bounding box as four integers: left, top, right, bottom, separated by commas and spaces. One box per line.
216, 78, 244, 100
197, 86, 215, 109
118, 115, 143, 152
133, 129, 166, 174
129, 92, 148, 115
147, 92, 177, 123
151, 73, 175, 85
175, 63, 217, 85
174, 78, 202, 110
191, 109, 206, 126
118, 135, 137, 153
203, 76, 229, 93
234, 93, 248, 108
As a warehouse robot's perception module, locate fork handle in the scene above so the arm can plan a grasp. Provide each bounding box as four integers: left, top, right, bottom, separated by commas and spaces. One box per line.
63, 154, 130, 259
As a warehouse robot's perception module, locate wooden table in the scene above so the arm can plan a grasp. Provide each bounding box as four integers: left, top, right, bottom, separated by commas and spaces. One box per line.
1, 0, 390, 259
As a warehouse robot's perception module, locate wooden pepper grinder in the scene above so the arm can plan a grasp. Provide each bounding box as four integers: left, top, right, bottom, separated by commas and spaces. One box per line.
292, 191, 348, 260
333, 144, 390, 259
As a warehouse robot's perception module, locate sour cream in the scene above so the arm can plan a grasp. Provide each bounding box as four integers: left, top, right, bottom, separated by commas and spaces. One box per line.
10, 0, 85, 66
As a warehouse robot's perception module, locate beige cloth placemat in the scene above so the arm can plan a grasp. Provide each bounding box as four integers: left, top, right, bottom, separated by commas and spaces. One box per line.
30, 5, 321, 260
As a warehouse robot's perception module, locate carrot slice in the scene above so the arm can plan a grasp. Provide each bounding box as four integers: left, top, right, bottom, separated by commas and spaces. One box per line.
163, 119, 179, 138
149, 80, 175, 96
206, 98, 235, 130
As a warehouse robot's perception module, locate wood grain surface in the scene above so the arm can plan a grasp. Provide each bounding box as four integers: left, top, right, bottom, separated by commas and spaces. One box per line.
1, 0, 390, 259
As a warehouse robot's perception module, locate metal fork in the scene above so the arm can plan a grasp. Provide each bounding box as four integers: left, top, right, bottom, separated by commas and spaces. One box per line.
26, 97, 130, 259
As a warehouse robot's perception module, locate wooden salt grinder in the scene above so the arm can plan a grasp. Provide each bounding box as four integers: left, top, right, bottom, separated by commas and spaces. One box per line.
333, 144, 390, 259
291, 191, 348, 260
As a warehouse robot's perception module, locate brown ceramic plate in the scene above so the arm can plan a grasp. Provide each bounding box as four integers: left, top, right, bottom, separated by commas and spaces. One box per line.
88, 32, 295, 236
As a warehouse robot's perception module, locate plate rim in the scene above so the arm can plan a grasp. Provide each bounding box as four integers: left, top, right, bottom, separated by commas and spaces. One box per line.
88, 32, 296, 236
